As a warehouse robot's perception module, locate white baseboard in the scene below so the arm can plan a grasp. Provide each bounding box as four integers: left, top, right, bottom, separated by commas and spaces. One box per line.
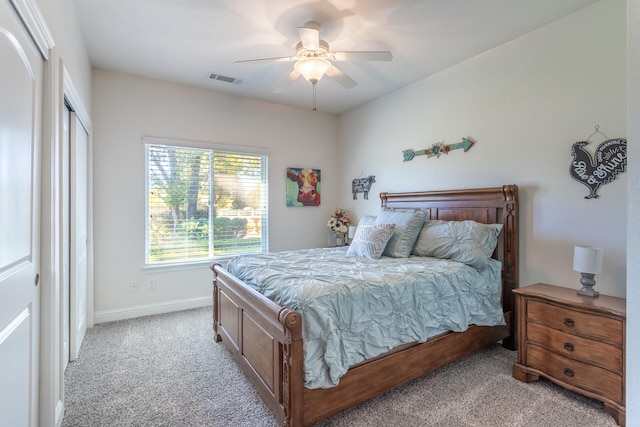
55, 400, 64, 427
93, 296, 212, 324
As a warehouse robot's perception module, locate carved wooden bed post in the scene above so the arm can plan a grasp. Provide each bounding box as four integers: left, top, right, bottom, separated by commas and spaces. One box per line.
500, 184, 519, 350
211, 263, 222, 343
278, 308, 304, 427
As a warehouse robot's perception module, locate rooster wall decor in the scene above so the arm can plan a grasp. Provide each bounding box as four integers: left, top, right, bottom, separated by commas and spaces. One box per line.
569, 133, 626, 199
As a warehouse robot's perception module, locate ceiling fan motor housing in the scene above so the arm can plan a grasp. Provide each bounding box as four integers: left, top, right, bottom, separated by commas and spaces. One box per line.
295, 39, 330, 58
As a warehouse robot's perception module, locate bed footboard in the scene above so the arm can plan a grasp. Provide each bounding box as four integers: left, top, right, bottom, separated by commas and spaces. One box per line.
211, 263, 305, 426
212, 262, 511, 427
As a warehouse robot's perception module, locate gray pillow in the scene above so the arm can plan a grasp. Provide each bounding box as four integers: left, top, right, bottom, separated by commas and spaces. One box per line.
346, 224, 396, 259
412, 220, 503, 269
354, 215, 377, 233
375, 208, 426, 258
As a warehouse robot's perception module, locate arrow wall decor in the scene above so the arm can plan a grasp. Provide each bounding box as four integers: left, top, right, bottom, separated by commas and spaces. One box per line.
402, 138, 474, 162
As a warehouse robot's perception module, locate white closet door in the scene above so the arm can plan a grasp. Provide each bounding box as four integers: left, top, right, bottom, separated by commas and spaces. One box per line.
62, 104, 70, 369
70, 111, 89, 361
0, 1, 44, 426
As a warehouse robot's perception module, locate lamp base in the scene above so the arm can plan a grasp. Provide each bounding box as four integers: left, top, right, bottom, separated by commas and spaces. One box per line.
577, 272, 599, 297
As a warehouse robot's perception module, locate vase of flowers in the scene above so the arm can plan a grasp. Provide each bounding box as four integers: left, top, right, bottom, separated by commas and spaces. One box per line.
327, 208, 350, 246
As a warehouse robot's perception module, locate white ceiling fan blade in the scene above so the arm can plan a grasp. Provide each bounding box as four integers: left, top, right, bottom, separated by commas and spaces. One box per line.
325, 65, 357, 89
274, 69, 301, 93
234, 56, 296, 65
332, 51, 393, 62
298, 24, 320, 51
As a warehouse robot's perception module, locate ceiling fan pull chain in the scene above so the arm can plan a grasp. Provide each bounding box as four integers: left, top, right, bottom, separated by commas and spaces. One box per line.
312, 82, 317, 111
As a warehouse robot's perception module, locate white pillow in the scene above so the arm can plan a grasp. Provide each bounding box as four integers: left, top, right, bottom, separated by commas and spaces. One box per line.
346, 224, 396, 259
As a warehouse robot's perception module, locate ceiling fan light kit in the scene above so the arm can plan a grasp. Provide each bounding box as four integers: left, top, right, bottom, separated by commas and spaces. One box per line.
294, 57, 331, 84
234, 21, 392, 111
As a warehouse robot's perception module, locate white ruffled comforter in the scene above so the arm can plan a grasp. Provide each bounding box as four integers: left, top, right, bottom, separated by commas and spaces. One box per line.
226, 247, 505, 389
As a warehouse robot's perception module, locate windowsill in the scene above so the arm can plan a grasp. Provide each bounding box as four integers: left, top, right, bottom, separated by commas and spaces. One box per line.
143, 249, 266, 273
142, 257, 231, 273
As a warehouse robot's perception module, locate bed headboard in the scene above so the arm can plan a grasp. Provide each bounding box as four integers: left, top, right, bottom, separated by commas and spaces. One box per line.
380, 185, 519, 347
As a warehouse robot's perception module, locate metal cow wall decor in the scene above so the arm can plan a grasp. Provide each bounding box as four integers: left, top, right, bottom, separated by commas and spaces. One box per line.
570, 137, 626, 199
352, 175, 375, 200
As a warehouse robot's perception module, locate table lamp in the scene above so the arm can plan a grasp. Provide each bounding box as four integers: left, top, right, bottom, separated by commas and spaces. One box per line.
573, 245, 603, 297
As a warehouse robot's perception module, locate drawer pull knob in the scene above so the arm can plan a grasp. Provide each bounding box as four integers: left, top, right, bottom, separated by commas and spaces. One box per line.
564, 368, 575, 377
564, 342, 575, 351
564, 318, 575, 327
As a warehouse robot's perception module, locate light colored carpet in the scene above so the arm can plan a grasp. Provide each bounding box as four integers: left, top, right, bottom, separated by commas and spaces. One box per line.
62, 307, 618, 426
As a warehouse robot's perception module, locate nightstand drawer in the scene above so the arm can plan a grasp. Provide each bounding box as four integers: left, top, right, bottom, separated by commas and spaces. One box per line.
527, 344, 622, 404
526, 322, 622, 372
527, 300, 623, 345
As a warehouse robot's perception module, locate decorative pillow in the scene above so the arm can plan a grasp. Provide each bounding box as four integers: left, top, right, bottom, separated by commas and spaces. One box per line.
375, 208, 426, 258
346, 224, 396, 259
412, 220, 503, 269
354, 215, 377, 234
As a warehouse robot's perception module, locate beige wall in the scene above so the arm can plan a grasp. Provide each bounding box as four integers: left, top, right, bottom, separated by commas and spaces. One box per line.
339, 0, 627, 298
91, 70, 339, 316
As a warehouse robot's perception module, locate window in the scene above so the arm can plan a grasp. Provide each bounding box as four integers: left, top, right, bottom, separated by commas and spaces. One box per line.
144, 137, 268, 266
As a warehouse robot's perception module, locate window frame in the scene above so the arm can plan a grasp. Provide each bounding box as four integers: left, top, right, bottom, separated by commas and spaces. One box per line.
143, 136, 269, 269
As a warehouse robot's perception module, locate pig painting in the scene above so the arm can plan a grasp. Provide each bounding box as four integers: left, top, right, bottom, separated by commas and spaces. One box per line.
286, 167, 321, 207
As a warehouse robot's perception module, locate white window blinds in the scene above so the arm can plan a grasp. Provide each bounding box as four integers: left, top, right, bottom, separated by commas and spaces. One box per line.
145, 140, 268, 265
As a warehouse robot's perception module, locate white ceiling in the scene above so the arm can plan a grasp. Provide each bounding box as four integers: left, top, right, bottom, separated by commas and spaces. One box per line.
72, 0, 600, 114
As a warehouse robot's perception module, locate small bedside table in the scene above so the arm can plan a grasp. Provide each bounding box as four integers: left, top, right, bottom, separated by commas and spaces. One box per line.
512, 283, 625, 426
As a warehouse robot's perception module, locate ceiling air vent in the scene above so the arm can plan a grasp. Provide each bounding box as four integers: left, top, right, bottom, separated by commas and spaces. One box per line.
207, 72, 243, 85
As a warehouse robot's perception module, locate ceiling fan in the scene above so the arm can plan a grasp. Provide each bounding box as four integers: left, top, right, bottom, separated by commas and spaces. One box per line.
234, 21, 393, 110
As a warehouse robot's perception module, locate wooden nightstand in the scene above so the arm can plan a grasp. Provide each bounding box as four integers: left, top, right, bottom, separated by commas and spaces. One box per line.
512, 283, 625, 426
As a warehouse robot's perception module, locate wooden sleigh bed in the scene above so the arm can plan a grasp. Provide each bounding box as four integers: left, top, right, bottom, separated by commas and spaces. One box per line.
210, 185, 519, 426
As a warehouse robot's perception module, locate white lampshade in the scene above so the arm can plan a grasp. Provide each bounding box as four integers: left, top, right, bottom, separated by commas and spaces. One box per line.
348, 226, 356, 239
294, 58, 331, 84
573, 245, 603, 274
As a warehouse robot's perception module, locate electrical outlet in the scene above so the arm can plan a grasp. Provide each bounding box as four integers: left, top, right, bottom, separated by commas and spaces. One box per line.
147, 279, 156, 290
130, 281, 138, 292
